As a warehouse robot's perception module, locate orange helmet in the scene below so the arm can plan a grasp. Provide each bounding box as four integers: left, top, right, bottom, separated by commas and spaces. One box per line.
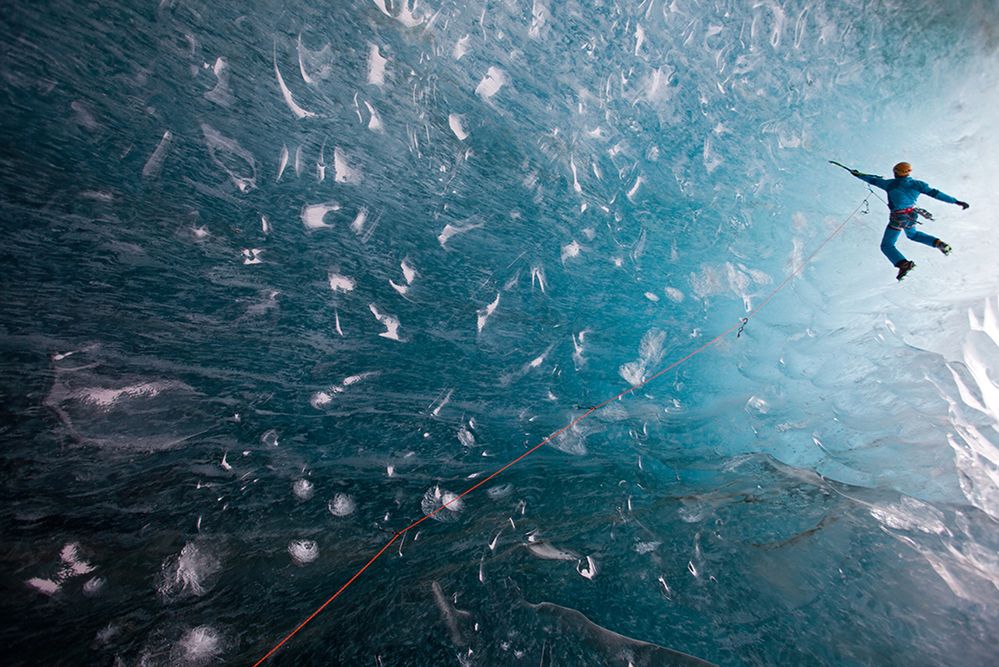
893, 162, 912, 177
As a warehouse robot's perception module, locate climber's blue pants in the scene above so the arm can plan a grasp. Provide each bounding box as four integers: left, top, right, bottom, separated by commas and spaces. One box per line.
880, 222, 939, 266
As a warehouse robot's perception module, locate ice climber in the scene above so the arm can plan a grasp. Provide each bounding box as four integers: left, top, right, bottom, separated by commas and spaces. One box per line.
849, 161, 970, 281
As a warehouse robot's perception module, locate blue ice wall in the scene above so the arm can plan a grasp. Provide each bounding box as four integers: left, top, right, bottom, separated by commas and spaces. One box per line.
2, 1, 998, 665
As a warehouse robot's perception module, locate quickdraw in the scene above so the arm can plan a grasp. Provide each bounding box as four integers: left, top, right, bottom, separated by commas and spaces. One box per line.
737, 317, 749, 338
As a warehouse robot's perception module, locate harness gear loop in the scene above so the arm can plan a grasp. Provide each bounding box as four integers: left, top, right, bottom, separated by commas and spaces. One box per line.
889, 206, 934, 230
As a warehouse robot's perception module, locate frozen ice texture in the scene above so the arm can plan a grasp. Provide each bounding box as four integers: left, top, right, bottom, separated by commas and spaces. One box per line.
3, 1, 998, 665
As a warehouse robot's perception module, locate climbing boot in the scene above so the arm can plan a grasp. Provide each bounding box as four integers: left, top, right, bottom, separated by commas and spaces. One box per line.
934, 239, 952, 255
895, 259, 916, 281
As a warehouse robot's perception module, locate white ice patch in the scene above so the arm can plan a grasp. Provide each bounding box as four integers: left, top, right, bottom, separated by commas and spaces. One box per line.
316, 140, 327, 182
369, 304, 401, 340
288, 540, 319, 565
746, 395, 770, 414
572, 329, 590, 369
528, 1, 550, 39
201, 123, 257, 192
475, 66, 507, 100
870, 496, 948, 535
204, 57, 233, 106
389, 261, 414, 296
569, 156, 582, 193
352, 373, 378, 391
334, 146, 362, 184
619, 329, 667, 385
76, 381, 178, 409
560, 240, 582, 264
310, 392, 332, 408
390, 258, 418, 295
372, 0, 426, 27
690, 262, 771, 310
430, 388, 453, 417
788, 236, 806, 273
635, 541, 661, 554
448, 113, 468, 141
274, 48, 316, 119
529, 348, 550, 369
328, 271, 356, 293
351, 208, 368, 236
703, 134, 723, 174
277, 144, 289, 181
665, 287, 685, 303
310, 371, 379, 408
400, 258, 418, 285
790, 211, 809, 232
476, 293, 500, 333
367, 43, 387, 86
626, 174, 645, 201
437, 220, 484, 247
301, 202, 340, 229
641, 65, 675, 106
457, 422, 476, 447
174, 626, 223, 665
551, 422, 588, 456
487, 484, 512, 499
531, 265, 547, 293
157, 542, 220, 599
31, 542, 93, 593
71, 100, 99, 130
328, 493, 356, 517
576, 556, 598, 579
941, 298, 999, 518
241, 248, 263, 265
297, 36, 337, 84
142, 130, 173, 179
659, 576, 673, 599
453, 34, 471, 60
364, 101, 384, 132
635, 23, 646, 55
293, 479, 314, 500
82, 576, 105, 597
525, 541, 579, 561
421, 485, 464, 522
27, 577, 61, 595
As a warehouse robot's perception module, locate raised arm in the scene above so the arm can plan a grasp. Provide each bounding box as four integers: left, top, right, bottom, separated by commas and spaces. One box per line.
915, 180, 968, 208
851, 170, 890, 190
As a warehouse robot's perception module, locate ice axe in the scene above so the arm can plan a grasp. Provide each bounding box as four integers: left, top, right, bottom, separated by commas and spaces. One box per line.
828, 160, 855, 173
829, 160, 880, 179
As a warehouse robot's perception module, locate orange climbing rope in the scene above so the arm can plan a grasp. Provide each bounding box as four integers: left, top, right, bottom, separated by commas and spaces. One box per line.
252, 193, 871, 666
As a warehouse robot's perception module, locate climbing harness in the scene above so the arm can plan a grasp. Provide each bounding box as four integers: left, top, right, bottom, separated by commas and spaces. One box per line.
252, 192, 873, 666
888, 206, 934, 230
